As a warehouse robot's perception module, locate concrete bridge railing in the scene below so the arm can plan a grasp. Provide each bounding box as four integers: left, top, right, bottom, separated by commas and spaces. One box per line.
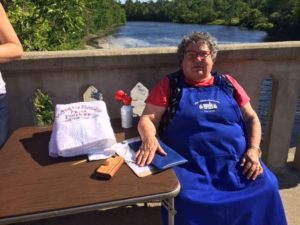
1, 42, 300, 173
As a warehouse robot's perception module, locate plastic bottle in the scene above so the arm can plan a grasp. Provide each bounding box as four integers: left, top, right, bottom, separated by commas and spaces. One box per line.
121, 104, 133, 128
115, 90, 133, 128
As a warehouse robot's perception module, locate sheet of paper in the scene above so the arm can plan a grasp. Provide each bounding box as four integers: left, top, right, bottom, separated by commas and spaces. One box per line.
88, 148, 115, 161
113, 137, 154, 177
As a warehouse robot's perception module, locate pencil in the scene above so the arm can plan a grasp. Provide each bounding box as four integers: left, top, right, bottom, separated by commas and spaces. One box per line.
72, 159, 87, 165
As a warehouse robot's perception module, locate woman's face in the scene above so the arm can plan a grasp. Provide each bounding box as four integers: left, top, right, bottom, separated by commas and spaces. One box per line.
181, 40, 214, 82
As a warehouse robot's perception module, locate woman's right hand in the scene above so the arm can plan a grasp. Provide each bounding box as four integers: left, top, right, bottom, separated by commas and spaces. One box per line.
135, 136, 167, 167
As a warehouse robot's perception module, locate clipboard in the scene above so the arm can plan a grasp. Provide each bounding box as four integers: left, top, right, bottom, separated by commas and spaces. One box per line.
128, 139, 188, 170
114, 137, 187, 177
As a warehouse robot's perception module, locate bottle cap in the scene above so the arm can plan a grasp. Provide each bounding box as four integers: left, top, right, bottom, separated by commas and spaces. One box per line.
123, 95, 132, 105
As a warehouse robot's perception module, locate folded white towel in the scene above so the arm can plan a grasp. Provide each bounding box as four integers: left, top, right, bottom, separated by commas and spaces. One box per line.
49, 101, 116, 157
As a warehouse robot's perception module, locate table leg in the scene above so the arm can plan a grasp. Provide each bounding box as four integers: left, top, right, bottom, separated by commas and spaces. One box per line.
162, 198, 176, 225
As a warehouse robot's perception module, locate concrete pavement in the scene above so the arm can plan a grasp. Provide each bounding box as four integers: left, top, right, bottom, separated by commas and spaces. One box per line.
277, 148, 300, 225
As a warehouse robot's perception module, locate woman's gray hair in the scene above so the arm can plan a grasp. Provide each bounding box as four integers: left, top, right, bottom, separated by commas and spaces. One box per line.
177, 32, 219, 64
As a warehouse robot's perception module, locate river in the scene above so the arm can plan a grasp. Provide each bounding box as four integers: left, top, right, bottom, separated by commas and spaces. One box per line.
90, 21, 268, 48
90, 21, 299, 147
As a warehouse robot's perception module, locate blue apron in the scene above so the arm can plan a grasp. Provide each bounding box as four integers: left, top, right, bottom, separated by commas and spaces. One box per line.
160, 73, 287, 225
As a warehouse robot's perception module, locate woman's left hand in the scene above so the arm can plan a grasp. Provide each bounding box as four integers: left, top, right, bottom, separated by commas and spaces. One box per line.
240, 148, 263, 180
135, 136, 166, 167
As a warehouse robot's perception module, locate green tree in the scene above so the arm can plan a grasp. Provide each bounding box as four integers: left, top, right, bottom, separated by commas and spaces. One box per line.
8, 0, 87, 50
7, 0, 126, 51
268, 0, 300, 39
240, 8, 273, 30
87, 0, 125, 31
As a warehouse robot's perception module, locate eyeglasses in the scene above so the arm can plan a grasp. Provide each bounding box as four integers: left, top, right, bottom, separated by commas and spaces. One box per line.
184, 51, 211, 60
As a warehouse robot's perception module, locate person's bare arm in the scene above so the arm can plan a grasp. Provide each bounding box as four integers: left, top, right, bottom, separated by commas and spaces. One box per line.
136, 103, 167, 166
0, 3, 23, 63
240, 102, 263, 180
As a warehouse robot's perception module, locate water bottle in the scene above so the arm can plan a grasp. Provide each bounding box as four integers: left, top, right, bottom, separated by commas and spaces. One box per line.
121, 105, 133, 128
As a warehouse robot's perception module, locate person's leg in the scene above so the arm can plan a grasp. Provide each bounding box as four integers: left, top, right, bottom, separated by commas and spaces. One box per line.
0, 94, 8, 148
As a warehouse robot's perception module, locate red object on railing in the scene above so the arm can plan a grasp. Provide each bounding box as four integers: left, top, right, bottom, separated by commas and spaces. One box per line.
115, 90, 132, 105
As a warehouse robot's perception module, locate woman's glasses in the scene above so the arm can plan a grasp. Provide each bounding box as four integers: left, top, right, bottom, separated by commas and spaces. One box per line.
184, 51, 211, 60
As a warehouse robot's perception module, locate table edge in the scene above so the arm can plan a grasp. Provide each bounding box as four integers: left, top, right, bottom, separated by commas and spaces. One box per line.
0, 183, 180, 225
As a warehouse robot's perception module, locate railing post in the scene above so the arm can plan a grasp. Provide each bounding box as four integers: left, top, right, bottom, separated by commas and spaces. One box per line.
262, 74, 299, 173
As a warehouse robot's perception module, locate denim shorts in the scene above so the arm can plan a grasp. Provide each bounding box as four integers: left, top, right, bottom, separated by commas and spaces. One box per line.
0, 94, 8, 147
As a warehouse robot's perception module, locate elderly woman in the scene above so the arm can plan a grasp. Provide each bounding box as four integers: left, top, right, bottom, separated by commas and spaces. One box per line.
136, 32, 287, 225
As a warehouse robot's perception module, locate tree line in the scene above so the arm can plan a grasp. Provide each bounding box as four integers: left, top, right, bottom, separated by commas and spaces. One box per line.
3, 0, 299, 51
5, 0, 126, 51
123, 0, 300, 41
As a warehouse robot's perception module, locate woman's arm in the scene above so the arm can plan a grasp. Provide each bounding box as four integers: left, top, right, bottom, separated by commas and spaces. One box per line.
136, 103, 167, 166
241, 102, 262, 151
0, 3, 23, 63
240, 102, 263, 180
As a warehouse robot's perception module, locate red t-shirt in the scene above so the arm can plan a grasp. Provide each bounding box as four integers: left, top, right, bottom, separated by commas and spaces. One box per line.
146, 74, 250, 107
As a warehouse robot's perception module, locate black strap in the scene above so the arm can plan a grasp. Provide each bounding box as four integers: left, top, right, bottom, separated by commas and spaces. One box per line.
158, 70, 183, 136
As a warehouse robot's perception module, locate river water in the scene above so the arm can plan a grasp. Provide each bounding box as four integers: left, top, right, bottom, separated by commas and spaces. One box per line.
92, 21, 299, 147
93, 21, 268, 48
